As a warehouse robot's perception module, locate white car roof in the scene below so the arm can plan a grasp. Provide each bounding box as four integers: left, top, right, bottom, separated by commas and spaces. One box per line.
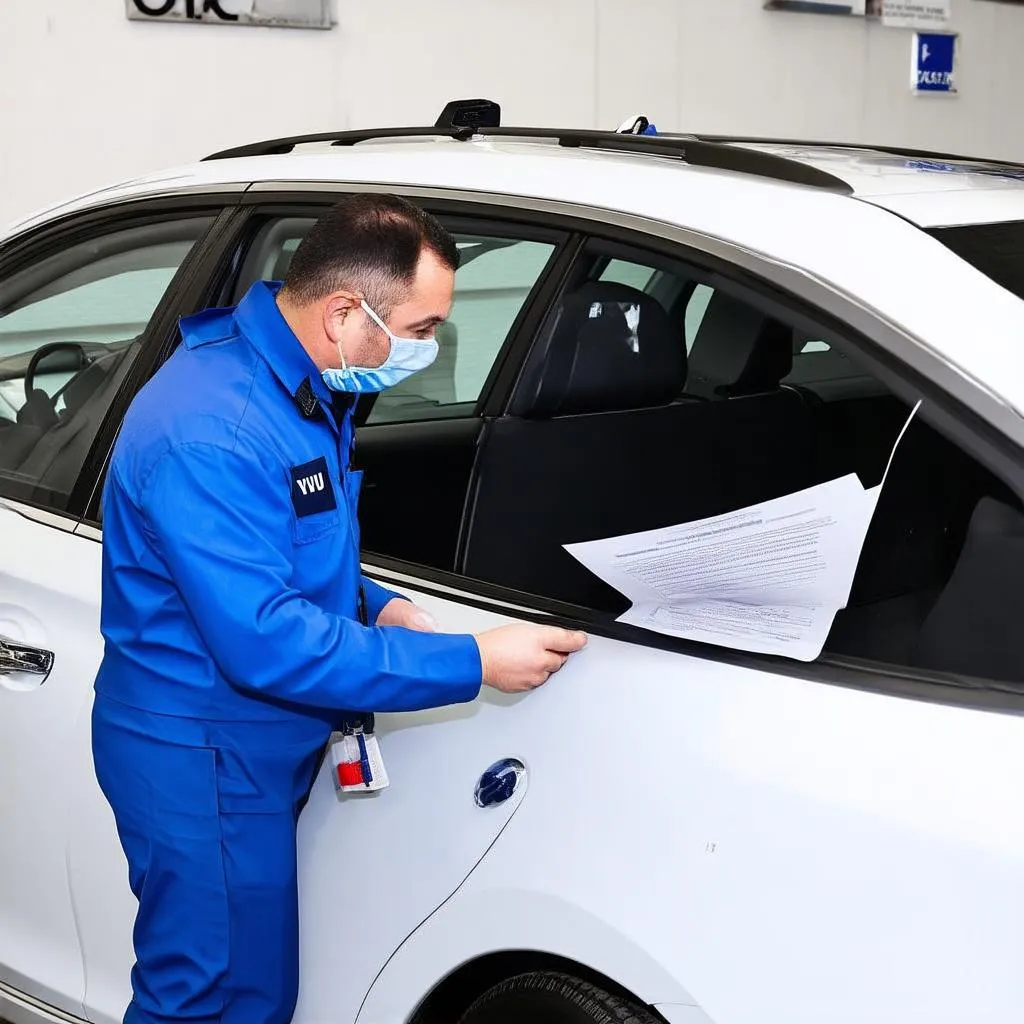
11, 130, 1024, 235
733, 140, 1024, 225
6, 130, 1024, 425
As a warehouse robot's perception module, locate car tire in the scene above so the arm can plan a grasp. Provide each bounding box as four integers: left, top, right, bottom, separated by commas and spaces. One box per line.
457, 971, 662, 1024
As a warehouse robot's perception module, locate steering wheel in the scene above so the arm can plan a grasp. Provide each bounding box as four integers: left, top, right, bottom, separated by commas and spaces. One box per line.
24, 342, 91, 409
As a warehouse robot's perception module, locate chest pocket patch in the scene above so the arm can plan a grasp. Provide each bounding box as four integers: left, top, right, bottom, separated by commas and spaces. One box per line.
290, 456, 337, 517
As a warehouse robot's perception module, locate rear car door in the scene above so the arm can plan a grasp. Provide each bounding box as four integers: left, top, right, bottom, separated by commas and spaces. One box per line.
354, 217, 1024, 1024
0, 204, 226, 1019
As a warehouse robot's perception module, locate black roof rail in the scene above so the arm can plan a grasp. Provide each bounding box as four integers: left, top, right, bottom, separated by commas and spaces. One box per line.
690, 134, 1024, 172
202, 126, 475, 160
201, 125, 854, 194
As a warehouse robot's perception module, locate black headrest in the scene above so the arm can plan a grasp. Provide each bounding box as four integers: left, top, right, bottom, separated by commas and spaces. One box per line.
912, 496, 1024, 682
17, 389, 58, 429
61, 356, 111, 415
516, 281, 686, 417
728, 317, 793, 397
687, 290, 794, 398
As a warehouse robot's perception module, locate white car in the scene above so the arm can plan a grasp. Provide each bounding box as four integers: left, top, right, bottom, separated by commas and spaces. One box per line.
2, 100, 1024, 1024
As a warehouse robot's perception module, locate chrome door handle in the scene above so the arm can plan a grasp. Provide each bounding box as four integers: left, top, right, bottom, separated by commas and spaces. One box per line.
0, 636, 54, 677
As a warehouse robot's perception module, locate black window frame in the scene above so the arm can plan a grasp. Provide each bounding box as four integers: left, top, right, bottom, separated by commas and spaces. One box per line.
0, 194, 244, 522
67, 185, 1024, 712
209, 197, 576, 428
927, 219, 1024, 303
492, 220, 1024, 495
420, 215, 1024, 712
80, 192, 583, 563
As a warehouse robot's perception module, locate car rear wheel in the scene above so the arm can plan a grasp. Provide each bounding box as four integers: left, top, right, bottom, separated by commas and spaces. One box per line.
457, 971, 662, 1024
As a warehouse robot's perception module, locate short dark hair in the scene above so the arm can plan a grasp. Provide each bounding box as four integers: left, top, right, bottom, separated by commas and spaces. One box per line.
280, 193, 460, 316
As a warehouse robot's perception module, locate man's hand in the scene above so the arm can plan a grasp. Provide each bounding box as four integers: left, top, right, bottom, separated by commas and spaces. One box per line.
376, 597, 439, 633
474, 624, 588, 693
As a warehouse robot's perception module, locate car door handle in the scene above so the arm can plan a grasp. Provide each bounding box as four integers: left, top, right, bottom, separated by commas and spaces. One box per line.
0, 635, 54, 677
475, 758, 526, 808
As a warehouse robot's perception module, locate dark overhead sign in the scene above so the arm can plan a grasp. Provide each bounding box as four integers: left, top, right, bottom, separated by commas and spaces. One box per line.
126, 1, 332, 29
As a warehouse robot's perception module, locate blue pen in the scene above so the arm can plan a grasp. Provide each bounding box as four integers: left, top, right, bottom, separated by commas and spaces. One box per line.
356, 731, 372, 788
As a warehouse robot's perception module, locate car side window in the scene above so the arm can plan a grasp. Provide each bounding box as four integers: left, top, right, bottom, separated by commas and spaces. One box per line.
0, 217, 215, 512
683, 284, 870, 395
376, 233, 556, 423
684, 284, 713, 352
599, 258, 657, 292
230, 216, 559, 425
465, 234, 1024, 686
567, 247, 871, 402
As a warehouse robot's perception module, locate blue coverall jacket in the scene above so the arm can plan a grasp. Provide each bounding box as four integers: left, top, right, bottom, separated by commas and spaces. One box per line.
90, 280, 483, 1024
95, 279, 483, 720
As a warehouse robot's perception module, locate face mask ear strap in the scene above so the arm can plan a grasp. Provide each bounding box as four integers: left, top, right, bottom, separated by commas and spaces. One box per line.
334, 320, 349, 372
336, 298, 380, 372
360, 299, 392, 338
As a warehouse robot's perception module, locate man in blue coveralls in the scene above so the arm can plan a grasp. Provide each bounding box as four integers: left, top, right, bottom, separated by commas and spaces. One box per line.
91, 193, 588, 1024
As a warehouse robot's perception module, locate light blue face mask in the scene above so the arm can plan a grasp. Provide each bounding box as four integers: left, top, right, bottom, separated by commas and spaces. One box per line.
322, 300, 438, 394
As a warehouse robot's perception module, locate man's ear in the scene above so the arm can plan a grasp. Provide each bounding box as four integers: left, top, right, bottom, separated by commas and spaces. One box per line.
321, 291, 363, 337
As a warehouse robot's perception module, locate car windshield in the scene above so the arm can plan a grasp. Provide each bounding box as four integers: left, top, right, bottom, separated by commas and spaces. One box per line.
927, 220, 1024, 301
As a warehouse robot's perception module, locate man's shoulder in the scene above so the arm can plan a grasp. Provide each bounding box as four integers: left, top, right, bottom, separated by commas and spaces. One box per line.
111, 313, 287, 492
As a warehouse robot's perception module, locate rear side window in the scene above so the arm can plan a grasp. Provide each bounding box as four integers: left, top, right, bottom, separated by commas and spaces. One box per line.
466, 233, 1024, 690
597, 250, 872, 399
685, 284, 869, 394
928, 220, 1024, 301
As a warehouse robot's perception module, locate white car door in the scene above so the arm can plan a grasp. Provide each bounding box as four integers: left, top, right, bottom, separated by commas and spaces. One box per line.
0, 210, 219, 1019
65, 202, 573, 1024
0, 503, 100, 1018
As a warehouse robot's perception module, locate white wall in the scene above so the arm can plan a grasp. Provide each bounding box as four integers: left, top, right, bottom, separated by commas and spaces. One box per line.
2, 0, 1024, 230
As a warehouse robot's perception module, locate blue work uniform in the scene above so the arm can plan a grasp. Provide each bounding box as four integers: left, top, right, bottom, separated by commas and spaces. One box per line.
91, 280, 483, 1024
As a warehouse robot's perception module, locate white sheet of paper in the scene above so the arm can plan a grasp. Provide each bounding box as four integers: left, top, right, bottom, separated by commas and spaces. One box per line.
564, 402, 920, 661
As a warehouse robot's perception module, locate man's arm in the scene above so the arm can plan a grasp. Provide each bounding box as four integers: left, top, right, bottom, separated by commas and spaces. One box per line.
138, 437, 482, 713
361, 575, 406, 624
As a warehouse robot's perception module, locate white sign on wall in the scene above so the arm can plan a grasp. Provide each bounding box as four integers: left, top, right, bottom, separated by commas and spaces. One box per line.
878, 0, 951, 28
126, 0, 332, 29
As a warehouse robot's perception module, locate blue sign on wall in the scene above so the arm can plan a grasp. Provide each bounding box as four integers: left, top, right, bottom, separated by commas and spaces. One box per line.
913, 32, 956, 93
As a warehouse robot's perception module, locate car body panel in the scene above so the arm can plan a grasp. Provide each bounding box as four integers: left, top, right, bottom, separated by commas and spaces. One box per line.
730, 142, 1024, 196
355, 618, 1024, 1024
0, 982, 82, 1024
54, 547, 542, 1024
654, 1007, 718, 1024
2, 128, 1024, 1024
865, 188, 1024, 227
0, 504, 100, 1019
5, 138, 1023, 425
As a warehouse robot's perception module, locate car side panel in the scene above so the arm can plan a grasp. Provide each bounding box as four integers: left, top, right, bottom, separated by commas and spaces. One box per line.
0, 508, 103, 1019
69, 582, 536, 1024
289, 594, 537, 1024
356, 628, 1024, 1024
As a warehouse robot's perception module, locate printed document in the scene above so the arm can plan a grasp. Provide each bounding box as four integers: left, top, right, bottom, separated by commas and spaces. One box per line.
564, 402, 920, 661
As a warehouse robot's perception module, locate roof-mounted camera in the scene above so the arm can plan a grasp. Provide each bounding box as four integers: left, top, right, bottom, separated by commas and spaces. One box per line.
434, 98, 502, 139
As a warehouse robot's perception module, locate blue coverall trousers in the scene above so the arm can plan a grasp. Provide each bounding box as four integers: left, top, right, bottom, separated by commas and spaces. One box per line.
92, 694, 331, 1024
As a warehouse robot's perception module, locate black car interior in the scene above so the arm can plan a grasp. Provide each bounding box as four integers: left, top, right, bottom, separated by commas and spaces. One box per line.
0, 217, 212, 509
460, 268, 1023, 682
252, 223, 1022, 685
0, 339, 139, 506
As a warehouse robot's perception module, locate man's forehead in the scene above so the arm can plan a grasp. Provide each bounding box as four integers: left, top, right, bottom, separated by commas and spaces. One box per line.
401, 253, 454, 311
